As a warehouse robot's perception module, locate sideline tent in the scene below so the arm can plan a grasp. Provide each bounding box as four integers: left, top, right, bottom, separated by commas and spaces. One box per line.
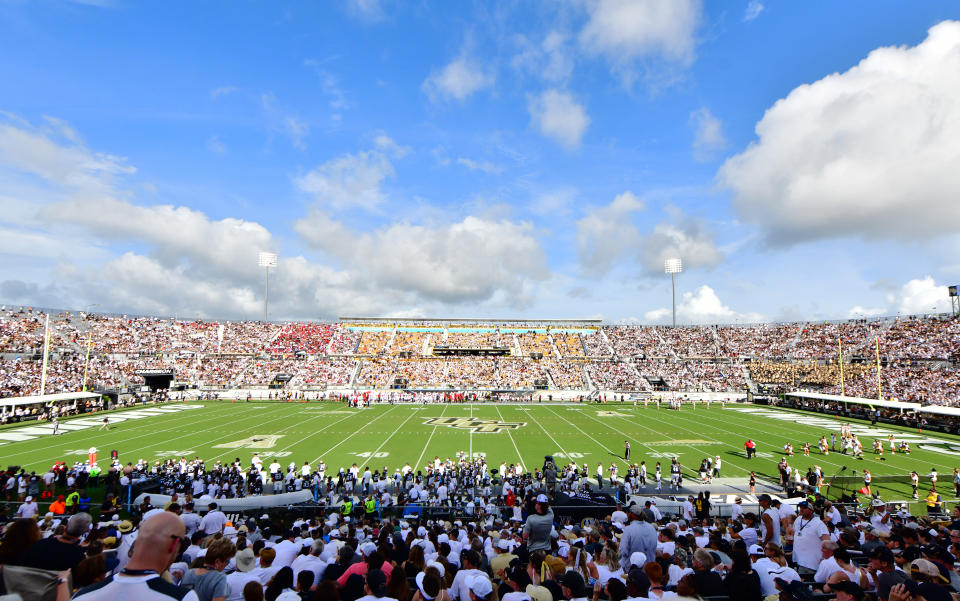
784, 391, 920, 411
0, 391, 101, 409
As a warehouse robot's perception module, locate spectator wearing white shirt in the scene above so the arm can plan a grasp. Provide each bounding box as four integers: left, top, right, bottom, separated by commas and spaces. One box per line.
226, 548, 259, 601
272, 529, 301, 568
792, 500, 830, 573
199, 502, 227, 536
291, 539, 328, 586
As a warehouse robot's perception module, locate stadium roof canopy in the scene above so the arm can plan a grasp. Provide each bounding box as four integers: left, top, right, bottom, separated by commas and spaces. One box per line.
0, 391, 101, 408
785, 391, 921, 410
916, 405, 960, 417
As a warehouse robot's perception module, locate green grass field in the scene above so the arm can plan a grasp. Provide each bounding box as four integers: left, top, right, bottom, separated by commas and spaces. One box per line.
4, 401, 960, 507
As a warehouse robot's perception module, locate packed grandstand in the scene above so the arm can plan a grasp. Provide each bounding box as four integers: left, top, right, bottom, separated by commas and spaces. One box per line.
1, 307, 958, 405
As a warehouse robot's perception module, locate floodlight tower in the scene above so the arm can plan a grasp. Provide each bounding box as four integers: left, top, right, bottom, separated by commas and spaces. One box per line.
664, 258, 683, 328
258, 252, 278, 321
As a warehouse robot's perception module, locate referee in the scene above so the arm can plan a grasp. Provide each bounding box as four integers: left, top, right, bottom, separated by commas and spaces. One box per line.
72, 512, 198, 601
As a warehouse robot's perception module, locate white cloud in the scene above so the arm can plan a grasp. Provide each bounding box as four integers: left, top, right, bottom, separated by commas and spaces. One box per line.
295, 150, 395, 212
528, 89, 590, 149
689, 107, 726, 162
576, 192, 645, 274
209, 86, 240, 99
303, 61, 350, 118
644, 285, 765, 325
743, 0, 764, 22
284, 117, 309, 150
40, 196, 274, 281
456, 157, 503, 174
0, 116, 134, 193
887, 276, 953, 315
373, 134, 412, 158
847, 305, 885, 319
576, 194, 723, 276
260, 93, 309, 149
346, 0, 385, 22
295, 213, 550, 305
422, 56, 494, 102
720, 21, 960, 245
206, 135, 226, 154
530, 188, 577, 216
578, 0, 702, 82
512, 31, 574, 83
638, 215, 724, 273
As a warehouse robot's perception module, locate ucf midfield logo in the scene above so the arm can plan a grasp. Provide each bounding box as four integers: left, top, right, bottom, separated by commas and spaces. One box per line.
423, 417, 526, 434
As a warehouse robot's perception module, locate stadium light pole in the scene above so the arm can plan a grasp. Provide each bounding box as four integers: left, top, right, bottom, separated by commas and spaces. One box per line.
664, 258, 682, 328
258, 252, 278, 321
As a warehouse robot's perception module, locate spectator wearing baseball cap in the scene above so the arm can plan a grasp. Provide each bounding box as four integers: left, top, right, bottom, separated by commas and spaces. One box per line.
618, 502, 657, 573
524, 495, 554, 553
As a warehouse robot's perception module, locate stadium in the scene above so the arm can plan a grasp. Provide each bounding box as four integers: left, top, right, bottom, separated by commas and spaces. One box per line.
6, 3, 960, 601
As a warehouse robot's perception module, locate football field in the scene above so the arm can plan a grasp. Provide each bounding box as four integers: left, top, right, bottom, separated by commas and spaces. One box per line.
3, 401, 960, 506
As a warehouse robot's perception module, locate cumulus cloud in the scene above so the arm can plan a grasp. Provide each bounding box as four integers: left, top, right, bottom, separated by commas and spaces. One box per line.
422, 56, 494, 102
576, 191, 645, 274
888, 276, 954, 315
644, 285, 765, 325
528, 89, 590, 149
743, 0, 763, 21
576, 194, 723, 276
40, 196, 274, 281
638, 215, 724, 273
720, 21, 960, 245
295, 150, 395, 212
689, 107, 726, 162
295, 212, 550, 305
578, 0, 701, 84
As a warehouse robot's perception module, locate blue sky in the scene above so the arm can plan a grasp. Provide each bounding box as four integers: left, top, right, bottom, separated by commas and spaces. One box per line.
1, 0, 959, 322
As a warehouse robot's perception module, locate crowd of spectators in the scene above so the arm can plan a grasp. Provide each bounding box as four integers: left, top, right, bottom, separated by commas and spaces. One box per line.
6, 452, 960, 601
2, 307, 959, 400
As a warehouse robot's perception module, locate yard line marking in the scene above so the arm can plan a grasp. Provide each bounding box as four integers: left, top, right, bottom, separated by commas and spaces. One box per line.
310, 405, 399, 465
208, 404, 368, 463
517, 405, 573, 463
495, 404, 525, 472
0, 404, 218, 458
367, 410, 419, 464
413, 404, 448, 470
542, 405, 629, 466
10, 404, 252, 466
576, 408, 716, 478
116, 403, 316, 464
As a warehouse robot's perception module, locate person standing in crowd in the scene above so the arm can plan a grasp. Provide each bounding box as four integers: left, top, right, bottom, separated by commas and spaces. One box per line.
523, 494, 554, 552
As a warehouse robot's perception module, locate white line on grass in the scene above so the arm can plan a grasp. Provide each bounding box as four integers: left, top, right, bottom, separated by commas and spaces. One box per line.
309, 405, 399, 465
542, 405, 629, 466
413, 404, 448, 471
127, 403, 333, 464
0, 403, 233, 460
520, 405, 573, 462
367, 410, 419, 464
17, 403, 278, 467
495, 404, 525, 472
209, 407, 366, 463
576, 408, 717, 477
